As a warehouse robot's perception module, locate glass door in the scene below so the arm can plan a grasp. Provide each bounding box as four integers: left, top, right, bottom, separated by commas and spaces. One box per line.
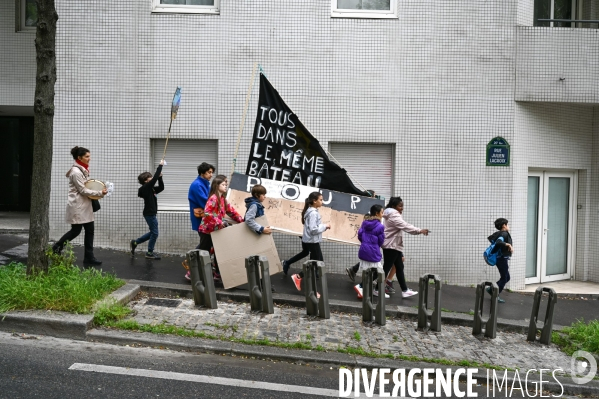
526, 171, 576, 284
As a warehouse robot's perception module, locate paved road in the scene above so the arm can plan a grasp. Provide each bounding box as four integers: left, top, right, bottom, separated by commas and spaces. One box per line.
0, 331, 548, 399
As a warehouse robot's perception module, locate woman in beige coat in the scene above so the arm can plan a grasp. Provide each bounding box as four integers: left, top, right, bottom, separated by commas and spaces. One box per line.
52, 146, 107, 265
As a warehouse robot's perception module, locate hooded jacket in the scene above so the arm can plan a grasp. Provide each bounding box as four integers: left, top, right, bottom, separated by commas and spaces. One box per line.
302, 207, 327, 243
488, 230, 513, 257
64, 163, 104, 225
357, 216, 385, 262
244, 196, 265, 234
382, 208, 421, 252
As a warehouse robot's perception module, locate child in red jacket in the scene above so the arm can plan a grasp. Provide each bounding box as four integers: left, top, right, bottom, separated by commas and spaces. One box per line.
198, 175, 244, 280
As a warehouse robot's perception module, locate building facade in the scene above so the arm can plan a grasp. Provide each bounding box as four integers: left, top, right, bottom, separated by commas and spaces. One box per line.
2, 0, 599, 289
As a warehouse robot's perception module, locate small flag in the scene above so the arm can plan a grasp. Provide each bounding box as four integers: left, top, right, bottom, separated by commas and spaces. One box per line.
171, 87, 182, 120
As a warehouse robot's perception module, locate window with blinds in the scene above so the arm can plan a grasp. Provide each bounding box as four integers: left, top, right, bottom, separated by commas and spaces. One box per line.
328, 143, 394, 201
151, 139, 218, 211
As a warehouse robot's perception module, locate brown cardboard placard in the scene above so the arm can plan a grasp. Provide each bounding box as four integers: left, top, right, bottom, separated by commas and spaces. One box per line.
211, 216, 282, 289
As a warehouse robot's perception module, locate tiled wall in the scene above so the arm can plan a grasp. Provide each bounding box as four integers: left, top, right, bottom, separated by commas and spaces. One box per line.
0, 2, 36, 106
516, 27, 599, 103
513, 103, 596, 287
2, 0, 598, 286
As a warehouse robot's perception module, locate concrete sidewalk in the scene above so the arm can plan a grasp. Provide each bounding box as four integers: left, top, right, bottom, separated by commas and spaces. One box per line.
1, 232, 598, 328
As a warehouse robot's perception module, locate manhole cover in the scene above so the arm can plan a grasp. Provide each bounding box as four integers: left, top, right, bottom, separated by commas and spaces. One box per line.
145, 298, 181, 308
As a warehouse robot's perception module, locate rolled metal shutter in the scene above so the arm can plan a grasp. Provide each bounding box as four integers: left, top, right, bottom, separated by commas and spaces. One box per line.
152, 139, 218, 211
328, 143, 394, 200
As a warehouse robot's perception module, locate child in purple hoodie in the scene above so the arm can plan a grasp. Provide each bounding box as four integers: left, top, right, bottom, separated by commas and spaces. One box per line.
353, 204, 388, 299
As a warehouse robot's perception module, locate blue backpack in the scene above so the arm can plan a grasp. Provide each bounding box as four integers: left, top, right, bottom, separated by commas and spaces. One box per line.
483, 236, 504, 266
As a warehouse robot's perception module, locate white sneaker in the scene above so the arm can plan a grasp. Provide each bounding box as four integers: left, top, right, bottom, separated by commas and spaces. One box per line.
373, 289, 390, 299
402, 289, 418, 298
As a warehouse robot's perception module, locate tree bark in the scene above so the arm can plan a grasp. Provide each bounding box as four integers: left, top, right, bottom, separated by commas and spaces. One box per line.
27, 0, 58, 274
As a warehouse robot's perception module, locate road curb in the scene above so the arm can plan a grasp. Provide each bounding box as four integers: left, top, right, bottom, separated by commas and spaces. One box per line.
86, 328, 599, 397
0, 310, 93, 340
127, 279, 564, 333
0, 283, 141, 340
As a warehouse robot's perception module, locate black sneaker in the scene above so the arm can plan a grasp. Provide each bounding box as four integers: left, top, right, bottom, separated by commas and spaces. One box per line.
145, 252, 161, 260
130, 240, 137, 255
282, 260, 289, 275
83, 258, 102, 266
345, 267, 356, 282
51, 243, 62, 255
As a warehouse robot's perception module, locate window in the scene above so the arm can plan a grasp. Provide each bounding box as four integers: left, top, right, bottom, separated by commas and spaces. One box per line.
533, 0, 599, 28
328, 143, 394, 200
16, 0, 37, 32
152, 0, 220, 14
151, 139, 218, 211
331, 0, 398, 19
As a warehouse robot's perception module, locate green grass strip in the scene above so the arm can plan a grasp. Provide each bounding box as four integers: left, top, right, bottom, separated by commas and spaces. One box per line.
0, 246, 124, 314
552, 319, 599, 356
103, 318, 514, 371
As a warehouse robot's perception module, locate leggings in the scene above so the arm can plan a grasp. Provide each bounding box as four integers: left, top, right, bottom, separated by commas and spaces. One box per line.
382, 248, 407, 292
287, 242, 323, 278
54, 222, 95, 260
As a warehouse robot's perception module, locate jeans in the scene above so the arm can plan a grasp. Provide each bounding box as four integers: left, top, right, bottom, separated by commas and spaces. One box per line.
382, 248, 407, 292
496, 257, 510, 293
287, 242, 323, 278
135, 215, 159, 253
54, 222, 95, 260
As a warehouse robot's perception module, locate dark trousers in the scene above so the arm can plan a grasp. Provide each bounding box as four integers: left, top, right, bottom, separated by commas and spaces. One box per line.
54, 222, 95, 260
198, 232, 218, 272
383, 248, 408, 292
496, 257, 510, 293
134, 215, 159, 253
287, 242, 323, 278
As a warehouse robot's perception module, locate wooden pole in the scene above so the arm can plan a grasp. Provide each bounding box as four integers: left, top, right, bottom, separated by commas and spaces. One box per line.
162, 118, 173, 161
231, 62, 258, 178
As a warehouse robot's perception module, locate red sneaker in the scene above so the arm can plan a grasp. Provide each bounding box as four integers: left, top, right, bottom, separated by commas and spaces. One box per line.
291, 274, 302, 291
354, 284, 363, 299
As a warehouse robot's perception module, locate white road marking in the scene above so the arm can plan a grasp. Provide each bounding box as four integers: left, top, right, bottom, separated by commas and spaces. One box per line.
69, 363, 394, 398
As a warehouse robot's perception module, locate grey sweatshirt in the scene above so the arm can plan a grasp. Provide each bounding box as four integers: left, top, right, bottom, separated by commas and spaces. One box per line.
302, 207, 327, 243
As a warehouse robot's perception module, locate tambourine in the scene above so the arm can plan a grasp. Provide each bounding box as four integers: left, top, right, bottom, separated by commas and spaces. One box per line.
85, 180, 106, 200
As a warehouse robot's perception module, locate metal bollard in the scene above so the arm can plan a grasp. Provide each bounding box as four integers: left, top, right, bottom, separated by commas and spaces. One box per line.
527, 286, 557, 345
417, 274, 442, 332
361, 269, 386, 325
245, 255, 274, 314
362, 269, 374, 322
473, 281, 498, 338
375, 270, 386, 326
302, 260, 330, 319
187, 249, 217, 309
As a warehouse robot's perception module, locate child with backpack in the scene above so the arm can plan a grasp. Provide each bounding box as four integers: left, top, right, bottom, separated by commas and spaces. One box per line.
353, 204, 389, 300
486, 218, 513, 303
244, 184, 272, 235
285, 192, 331, 293
130, 160, 165, 260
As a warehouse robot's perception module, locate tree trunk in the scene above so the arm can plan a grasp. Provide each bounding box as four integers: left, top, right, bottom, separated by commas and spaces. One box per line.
27, 0, 58, 275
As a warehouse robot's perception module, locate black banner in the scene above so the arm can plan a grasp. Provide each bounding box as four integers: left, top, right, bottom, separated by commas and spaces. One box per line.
245, 74, 367, 196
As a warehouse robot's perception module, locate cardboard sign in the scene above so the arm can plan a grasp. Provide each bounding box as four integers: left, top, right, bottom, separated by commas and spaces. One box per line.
211, 216, 282, 289
227, 173, 384, 245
